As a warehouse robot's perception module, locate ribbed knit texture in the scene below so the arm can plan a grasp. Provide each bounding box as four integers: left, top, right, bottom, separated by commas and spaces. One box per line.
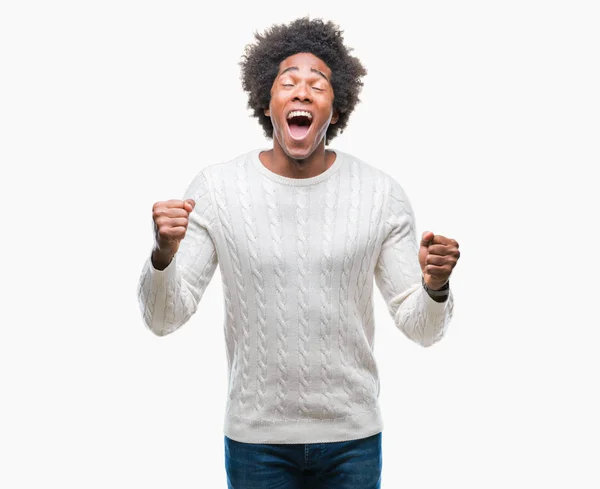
137, 148, 454, 444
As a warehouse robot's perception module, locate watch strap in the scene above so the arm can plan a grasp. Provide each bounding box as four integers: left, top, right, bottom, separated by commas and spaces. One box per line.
421, 276, 450, 297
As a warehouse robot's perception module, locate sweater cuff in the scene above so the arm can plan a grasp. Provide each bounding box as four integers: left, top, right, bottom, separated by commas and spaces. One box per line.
422, 286, 452, 312
147, 254, 178, 287
422, 288, 452, 345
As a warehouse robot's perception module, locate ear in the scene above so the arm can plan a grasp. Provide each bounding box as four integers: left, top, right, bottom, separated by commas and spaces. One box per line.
264, 108, 270, 117
331, 110, 339, 125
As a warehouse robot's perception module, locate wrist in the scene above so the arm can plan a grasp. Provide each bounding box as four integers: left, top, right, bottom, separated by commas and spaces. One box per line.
151, 248, 175, 271
422, 276, 449, 301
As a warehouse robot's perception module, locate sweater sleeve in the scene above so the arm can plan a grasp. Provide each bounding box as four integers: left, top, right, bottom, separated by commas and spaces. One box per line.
137, 170, 219, 336
374, 177, 454, 347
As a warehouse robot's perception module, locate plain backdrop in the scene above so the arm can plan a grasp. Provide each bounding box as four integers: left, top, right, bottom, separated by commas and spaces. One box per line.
1, 1, 598, 487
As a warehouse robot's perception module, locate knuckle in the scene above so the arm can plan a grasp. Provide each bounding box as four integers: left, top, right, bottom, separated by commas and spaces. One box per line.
154, 208, 167, 218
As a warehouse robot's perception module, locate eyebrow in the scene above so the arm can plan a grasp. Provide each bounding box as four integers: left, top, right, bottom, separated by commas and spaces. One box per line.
279, 66, 330, 82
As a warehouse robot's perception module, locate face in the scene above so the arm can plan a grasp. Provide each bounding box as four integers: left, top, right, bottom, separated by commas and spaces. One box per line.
264, 52, 339, 160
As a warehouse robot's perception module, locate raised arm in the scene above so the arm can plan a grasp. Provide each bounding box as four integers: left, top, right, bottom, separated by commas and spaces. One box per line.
374, 178, 456, 347
137, 171, 218, 336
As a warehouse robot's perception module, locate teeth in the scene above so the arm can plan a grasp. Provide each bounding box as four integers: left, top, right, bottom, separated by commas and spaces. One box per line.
287, 110, 312, 120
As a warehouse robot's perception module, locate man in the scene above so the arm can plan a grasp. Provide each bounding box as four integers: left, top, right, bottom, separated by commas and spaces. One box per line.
137, 16, 460, 489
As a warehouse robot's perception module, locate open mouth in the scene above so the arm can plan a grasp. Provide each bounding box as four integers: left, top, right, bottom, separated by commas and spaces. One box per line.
286, 110, 313, 139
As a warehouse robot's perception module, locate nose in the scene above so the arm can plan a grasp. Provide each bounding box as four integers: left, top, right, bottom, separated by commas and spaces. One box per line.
292, 81, 311, 103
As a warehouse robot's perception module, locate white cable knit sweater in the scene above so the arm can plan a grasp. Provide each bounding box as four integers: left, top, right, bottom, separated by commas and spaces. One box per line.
137, 148, 454, 444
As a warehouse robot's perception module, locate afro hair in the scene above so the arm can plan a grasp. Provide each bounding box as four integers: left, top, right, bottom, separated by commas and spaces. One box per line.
239, 17, 367, 144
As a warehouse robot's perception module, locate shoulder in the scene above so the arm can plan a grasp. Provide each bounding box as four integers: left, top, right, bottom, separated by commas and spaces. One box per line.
333, 149, 406, 193
186, 148, 263, 186
336, 150, 415, 220
202, 149, 260, 174
182, 150, 257, 201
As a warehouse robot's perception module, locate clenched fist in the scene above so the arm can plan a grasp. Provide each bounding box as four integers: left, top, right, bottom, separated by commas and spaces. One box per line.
418, 231, 460, 290
151, 198, 195, 269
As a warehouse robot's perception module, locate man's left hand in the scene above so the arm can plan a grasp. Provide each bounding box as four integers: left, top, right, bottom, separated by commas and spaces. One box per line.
418, 231, 460, 290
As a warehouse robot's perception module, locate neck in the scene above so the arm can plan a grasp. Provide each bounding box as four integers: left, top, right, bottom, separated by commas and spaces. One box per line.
260, 139, 335, 179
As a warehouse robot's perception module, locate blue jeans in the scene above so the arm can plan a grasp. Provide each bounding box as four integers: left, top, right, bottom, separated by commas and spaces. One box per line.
224, 431, 382, 489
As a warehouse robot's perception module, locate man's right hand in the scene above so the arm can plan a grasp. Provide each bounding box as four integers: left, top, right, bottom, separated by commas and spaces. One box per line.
151, 198, 195, 269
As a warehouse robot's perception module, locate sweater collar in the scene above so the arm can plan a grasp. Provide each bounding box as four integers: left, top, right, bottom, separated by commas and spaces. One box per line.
250, 148, 344, 186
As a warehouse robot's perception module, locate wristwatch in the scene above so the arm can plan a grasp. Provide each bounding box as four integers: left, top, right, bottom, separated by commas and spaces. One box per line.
421, 276, 450, 298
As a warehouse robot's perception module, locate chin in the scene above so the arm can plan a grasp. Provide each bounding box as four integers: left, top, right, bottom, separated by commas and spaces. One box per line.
283, 136, 323, 161
284, 146, 313, 161
275, 136, 310, 161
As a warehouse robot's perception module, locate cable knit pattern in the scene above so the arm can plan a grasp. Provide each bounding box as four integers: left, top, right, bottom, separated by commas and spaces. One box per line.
235, 159, 268, 413
319, 171, 339, 417
359, 171, 386, 400
137, 148, 454, 444
354, 169, 386, 404
223, 279, 236, 401
138, 272, 157, 328
209, 169, 251, 411
338, 159, 361, 411
263, 178, 290, 416
295, 185, 310, 416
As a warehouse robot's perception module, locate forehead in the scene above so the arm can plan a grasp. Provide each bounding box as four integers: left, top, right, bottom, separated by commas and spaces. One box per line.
278, 52, 332, 77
